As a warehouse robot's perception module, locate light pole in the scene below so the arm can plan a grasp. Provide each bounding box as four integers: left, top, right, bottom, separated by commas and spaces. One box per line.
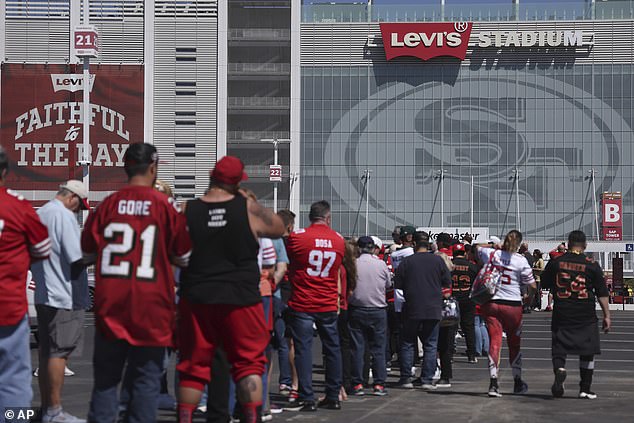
435, 169, 446, 227
362, 169, 372, 235
589, 168, 600, 241
513, 168, 522, 231
262, 138, 291, 213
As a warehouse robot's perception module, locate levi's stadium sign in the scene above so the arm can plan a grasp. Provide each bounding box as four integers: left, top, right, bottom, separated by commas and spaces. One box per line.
379, 22, 592, 61
380, 22, 473, 61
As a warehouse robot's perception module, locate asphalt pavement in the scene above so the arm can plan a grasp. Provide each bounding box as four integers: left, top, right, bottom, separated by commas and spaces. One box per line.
30, 311, 634, 423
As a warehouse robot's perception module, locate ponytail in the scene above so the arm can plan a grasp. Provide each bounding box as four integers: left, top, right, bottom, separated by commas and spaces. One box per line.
502, 230, 523, 253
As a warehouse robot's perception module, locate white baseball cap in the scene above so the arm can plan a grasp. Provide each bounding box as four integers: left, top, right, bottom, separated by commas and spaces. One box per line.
61, 180, 89, 209
371, 236, 383, 250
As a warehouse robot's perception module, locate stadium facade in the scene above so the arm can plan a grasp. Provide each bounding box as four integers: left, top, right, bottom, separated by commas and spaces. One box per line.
2, 0, 634, 250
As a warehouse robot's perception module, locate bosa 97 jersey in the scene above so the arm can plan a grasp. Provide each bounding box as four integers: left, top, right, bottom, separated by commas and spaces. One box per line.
82, 185, 192, 346
286, 224, 345, 313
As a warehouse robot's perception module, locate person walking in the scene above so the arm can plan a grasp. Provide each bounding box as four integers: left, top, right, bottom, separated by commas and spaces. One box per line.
0, 146, 50, 419
394, 233, 451, 390
348, 236, 392, 397
451, 244, 480, 363
541, 230, 611, 400
82, 143, 193, 423
285, 201, 346, 412
32, 180, 90, 423
532, 250, 545, 310
176, 156, 284, 423
476, 230, 536, 397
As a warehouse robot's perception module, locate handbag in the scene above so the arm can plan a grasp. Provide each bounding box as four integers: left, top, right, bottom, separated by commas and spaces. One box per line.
440, 297, 460, 327
470, 250, 502, 305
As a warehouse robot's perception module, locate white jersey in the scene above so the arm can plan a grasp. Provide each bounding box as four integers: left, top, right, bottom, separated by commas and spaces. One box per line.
391, 247, 414, 312
258, 238, 277, 270
478, 247, 535, 302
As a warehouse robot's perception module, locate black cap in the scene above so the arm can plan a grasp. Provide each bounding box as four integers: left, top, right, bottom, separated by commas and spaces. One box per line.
401, 226, 416, 237
357, 236, 375, 249
124, 143, 158, 168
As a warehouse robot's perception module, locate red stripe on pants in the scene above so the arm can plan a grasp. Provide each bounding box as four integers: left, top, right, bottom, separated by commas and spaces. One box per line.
481, 302, 523, 379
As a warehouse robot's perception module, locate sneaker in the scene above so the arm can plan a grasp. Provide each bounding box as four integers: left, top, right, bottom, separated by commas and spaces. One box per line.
396, 378, 414, 389
488, 379, 502, 398
42, 411, 86, 423
64, 366, 75, 377
270, 404, 284, 414
261, 412, 273, 422
284, 401, 315, 412
279, 384, 292, 396
288, 389, 299, 403
412, 377, 423, 387
435, 379, 451, 388
579, 390, 597, 400
352, 384, 365, 396
33, 367, 39, 377
513, 377, 528, 395
551, 368, 566, 398
421, 383, 437, 391
373, 385, 387, 396
196, 405, 207, 414
433, 366, 441, 381
468, 356, 478, 364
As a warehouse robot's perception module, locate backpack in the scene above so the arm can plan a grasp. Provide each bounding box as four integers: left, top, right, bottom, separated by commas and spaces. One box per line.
470, 250, 502, 305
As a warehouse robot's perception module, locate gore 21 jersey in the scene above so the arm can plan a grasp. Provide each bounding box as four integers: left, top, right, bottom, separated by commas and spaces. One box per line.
82, 185, 192, 346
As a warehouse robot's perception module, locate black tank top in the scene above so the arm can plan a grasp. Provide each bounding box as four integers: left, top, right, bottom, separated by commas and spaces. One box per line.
180, 195, 260, 305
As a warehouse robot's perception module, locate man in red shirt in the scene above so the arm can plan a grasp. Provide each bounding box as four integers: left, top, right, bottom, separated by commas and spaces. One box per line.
0, 146, 51, 412
285, 201, 346, 412
82, 143, 192, 423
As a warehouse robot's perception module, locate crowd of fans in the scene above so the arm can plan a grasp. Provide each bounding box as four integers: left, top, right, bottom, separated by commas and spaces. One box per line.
0, 143, 613, 423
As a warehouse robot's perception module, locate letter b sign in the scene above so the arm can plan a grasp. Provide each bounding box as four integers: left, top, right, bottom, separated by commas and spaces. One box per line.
602, 197, 622, 227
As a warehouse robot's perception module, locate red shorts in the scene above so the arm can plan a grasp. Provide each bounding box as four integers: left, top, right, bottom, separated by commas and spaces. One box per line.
176, 298, 269, 390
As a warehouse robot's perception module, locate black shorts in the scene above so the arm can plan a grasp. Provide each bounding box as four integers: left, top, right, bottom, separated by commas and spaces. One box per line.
552, 322, 601, 357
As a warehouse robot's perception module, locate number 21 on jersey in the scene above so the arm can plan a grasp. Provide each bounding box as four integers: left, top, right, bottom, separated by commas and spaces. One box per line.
101, 222, 158, 280
307, 250, 336, 278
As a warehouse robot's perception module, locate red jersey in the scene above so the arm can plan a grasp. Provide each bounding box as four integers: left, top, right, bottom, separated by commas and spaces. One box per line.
0, 187, 50, 326
286, 223, 345, 313
82, 185, 192, 347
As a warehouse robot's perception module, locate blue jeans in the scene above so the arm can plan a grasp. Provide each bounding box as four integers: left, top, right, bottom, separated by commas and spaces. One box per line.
348, 307, 387, 386
89, 329, 165, 423
0, 315, 32, 421
288, 308, 342, 402
474, 315, 490, 355
400, 319, 440, 384
273, 297, 292, 386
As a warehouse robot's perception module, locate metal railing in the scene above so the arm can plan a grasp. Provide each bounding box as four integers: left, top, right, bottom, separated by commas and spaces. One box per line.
227, 131, 291, 141
302, 1, 634, 23
227, 97, 290, 108
228, 63, 291, 74
229, 28, 291, 40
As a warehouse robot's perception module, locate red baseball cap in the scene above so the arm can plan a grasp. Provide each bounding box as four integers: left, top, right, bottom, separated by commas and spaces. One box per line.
452, 243, 466, 256
211, 156, 248, 185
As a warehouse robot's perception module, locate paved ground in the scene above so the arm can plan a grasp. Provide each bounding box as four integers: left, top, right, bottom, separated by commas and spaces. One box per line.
30, 311, 634, 422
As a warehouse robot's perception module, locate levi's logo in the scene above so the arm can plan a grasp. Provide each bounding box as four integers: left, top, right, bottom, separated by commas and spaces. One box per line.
50, 74, 96, 92
380, 22, 472, 61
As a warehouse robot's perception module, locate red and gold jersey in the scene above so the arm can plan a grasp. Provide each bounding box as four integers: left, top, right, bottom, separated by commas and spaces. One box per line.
0, 188, 50, 326
82, 185, 192, 346
286, 223, 345, 313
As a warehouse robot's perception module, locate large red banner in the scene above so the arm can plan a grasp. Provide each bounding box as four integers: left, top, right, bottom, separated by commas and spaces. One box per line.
0, 63, 144, 192
601, 192, 623, 241
380, 22, 473, 61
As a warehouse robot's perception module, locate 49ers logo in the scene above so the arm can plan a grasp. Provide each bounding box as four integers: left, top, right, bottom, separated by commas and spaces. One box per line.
380, 22, 472, 61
